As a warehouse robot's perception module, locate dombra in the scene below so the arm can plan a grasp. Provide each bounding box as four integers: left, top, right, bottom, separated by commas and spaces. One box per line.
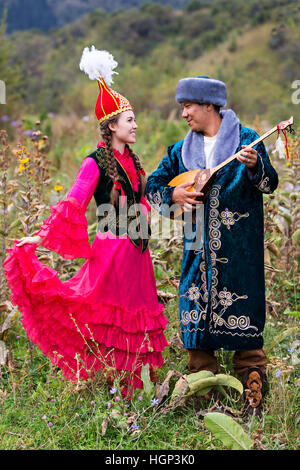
168, 116, 294, 218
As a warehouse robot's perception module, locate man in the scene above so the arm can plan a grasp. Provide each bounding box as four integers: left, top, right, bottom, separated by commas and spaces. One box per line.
145, 76, 278, 417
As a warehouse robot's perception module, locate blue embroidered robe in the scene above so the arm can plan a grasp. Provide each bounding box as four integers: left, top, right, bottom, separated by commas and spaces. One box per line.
146, 125, 278, 351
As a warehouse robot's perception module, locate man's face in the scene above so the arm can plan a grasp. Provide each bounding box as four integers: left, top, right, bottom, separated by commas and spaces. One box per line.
180, 101, 207, 132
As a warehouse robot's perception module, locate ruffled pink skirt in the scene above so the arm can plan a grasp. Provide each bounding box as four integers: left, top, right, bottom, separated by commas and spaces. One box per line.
4, 233, 168, 395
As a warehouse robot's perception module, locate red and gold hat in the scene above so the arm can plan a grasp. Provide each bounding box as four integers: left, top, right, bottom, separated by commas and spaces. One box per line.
80, 46, 132, 123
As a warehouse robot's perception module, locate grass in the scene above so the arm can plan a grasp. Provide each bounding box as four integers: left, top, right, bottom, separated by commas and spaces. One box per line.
0, 292, 299, 451
0, 109, 299, 452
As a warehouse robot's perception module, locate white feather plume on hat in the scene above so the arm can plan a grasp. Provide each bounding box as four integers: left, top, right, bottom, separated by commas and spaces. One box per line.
79, 46, 118, 86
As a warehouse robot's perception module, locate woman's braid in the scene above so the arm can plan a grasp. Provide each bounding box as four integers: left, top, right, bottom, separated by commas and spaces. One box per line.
99, 117, 120, 205
99, 114, 146, 202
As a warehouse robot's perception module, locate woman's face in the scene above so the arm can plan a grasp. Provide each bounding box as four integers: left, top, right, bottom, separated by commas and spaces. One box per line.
109, 110, 138, 145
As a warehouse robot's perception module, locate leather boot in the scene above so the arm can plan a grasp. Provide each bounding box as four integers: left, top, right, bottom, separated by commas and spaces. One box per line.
242, 367, 267, 419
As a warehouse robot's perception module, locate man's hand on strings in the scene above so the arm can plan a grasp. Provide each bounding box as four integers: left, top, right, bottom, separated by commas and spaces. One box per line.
172, 182, 204, 212
238, 146, 258, 171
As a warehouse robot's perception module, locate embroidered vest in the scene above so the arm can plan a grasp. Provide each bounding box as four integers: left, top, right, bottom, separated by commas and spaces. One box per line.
86, 146, 150, 252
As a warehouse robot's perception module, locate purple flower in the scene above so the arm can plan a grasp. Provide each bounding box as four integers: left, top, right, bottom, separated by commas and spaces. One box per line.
115, 396, 120, 402
10, 120, 21, 127
151, 398, 159, 406
130, 424, 139, 430
1, 115, 10, 122
47, 422, 53, 427
107, 402, 111, 409
23, 130, 33, 137
110, 387, 117, 394
138, 396, 143, 401
276, 369, 282, 378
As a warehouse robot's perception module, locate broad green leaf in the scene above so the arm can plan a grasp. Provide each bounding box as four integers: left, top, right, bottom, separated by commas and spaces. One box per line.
187, 374, 243, 396
186, 370, 215, 396
141, 363, 154, 398
186, 370, 215, 384
171, 372, 243, 403
204, 412, 253, 450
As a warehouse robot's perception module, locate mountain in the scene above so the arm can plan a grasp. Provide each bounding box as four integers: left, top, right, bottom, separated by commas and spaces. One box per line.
0, 0, 212, 33
1, 0, 299, 126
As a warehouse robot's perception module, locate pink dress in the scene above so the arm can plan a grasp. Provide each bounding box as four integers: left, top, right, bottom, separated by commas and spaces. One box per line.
4, 146, 168, 395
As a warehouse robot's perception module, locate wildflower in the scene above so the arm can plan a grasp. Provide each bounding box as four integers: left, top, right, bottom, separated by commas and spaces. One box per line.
115, 396, 121, 402
11, 120, 21, 127
23, 130, 33, 137
109, 387, 117, 395
151, 398, 159, 406
138, 396, 143, 401
1, 115, 10, 122
19, 163, 25, 174
47, 422, 53, 427
54, 181, 63, 192
107, 402, 111, 409
19, 158, 29, 165
276, 369, 282, 378
130, 424, 139, 430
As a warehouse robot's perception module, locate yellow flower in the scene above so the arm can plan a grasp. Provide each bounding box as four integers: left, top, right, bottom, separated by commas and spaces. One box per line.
19, 163, 25, 174
54, 181, 63, 192
19, 157, 30, 164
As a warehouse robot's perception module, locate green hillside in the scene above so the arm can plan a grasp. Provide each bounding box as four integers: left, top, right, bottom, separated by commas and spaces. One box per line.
1, 0, 299, 123
0, 0, 195, 32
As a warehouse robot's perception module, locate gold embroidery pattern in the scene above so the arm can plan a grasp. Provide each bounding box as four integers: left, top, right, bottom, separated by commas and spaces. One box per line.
220, 208, 249, 230
256, 155, 271, 193
207, 185, 260, 337
147, 188, 168, 212
180, 282, 207, 331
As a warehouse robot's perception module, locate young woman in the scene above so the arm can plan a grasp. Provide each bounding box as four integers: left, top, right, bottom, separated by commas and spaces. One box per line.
4, 47, 168, 397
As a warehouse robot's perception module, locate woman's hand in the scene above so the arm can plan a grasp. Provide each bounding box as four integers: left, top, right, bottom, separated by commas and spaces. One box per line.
172, 182, 204, 212
16, 235, 43, 247
237, 145, 258, 171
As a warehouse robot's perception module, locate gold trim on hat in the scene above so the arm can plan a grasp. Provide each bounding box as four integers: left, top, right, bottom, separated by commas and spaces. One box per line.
98, 106, 133, 123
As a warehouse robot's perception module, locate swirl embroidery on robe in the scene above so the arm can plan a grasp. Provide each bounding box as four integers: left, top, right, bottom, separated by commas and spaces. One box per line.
256, 154, 271, 193
180, 281, 207, 331
207, 185, 260, 337
147, 188, 167, 211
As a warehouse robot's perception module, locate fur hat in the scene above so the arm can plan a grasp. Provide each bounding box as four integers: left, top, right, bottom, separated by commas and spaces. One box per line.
175, 76, 227, 107
80, 46, 132, 123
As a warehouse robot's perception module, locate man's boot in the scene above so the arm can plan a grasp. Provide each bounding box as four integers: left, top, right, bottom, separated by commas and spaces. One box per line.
242, 367, 267, 419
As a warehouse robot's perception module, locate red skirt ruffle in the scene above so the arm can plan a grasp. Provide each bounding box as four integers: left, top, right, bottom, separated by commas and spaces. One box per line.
4, 235, 168, 394
35, 198, 93, 259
